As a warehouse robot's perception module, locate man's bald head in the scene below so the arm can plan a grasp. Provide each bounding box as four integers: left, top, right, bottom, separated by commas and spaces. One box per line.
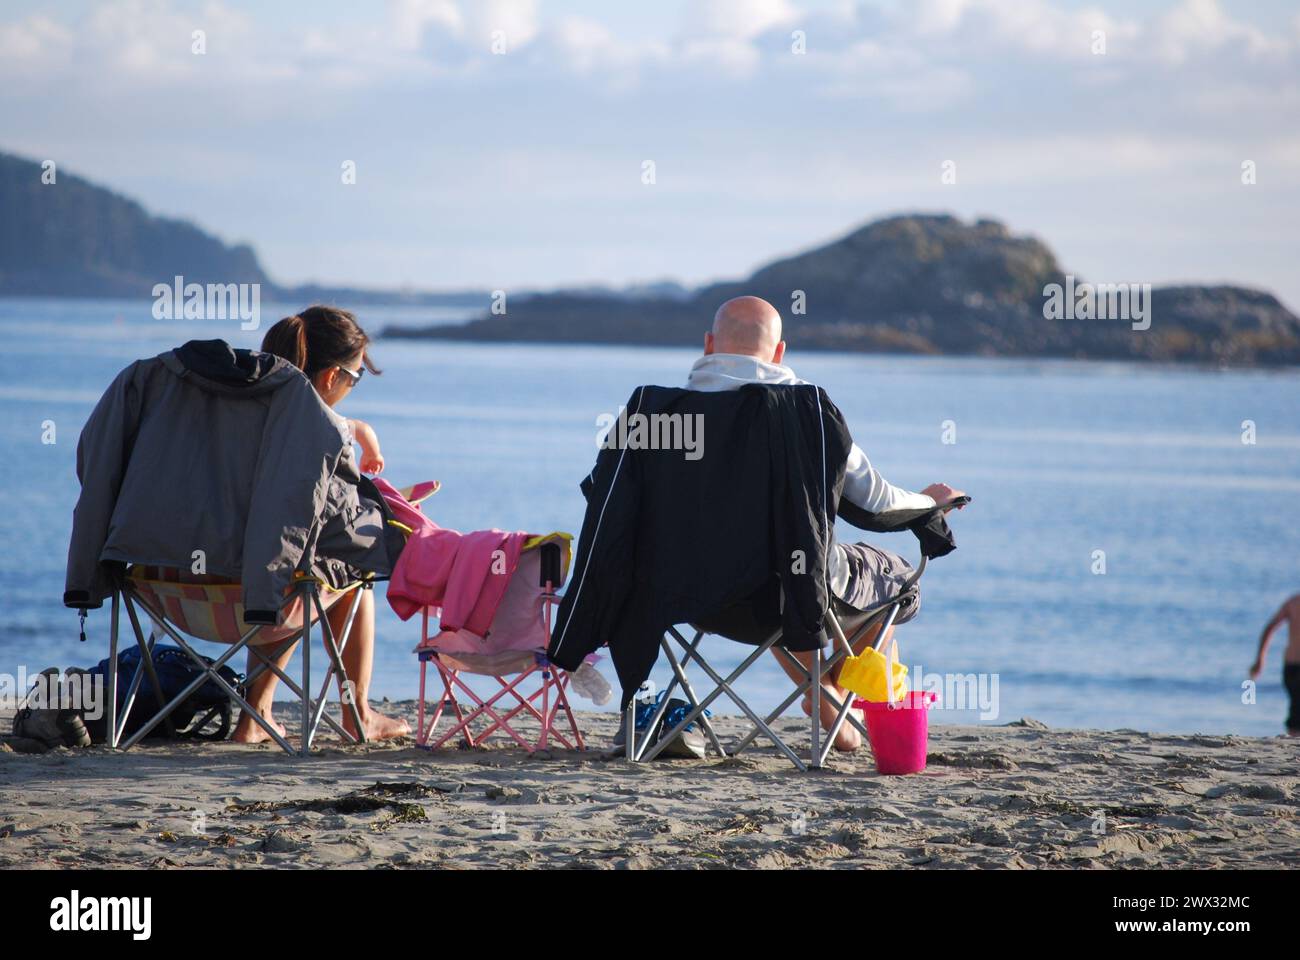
706, 296, 785, 363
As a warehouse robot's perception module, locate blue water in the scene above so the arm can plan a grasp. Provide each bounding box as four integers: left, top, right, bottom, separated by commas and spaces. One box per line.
2, 297, 1298, 736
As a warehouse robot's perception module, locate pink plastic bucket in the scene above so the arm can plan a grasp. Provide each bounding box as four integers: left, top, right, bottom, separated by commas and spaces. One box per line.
855, 691, 938, 775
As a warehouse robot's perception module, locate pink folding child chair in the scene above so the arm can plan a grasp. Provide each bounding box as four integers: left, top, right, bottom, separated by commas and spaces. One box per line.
413, 533, 585, 752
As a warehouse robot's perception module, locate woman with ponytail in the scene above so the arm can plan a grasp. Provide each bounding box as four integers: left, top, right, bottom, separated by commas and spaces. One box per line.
259, 306, 386, 474
235, 306, 408, 743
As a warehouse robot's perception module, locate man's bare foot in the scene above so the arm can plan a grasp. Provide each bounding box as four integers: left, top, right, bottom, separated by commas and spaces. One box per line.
341, 709, 410, 742
232, 711, 286, 744
801, 688, 863, 752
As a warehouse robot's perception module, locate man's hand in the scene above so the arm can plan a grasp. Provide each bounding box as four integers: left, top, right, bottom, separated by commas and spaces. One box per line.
1249, 658, 1264, 681
922, 482, 967, 509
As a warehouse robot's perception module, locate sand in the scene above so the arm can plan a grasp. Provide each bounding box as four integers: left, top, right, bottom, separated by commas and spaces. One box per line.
1, 703, 1297, 869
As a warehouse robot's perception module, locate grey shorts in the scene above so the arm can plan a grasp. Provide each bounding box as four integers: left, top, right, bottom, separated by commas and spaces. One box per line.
834, 542, 921, 623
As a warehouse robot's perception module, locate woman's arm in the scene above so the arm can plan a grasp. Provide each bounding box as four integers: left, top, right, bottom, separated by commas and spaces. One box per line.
348, 417, 385, 475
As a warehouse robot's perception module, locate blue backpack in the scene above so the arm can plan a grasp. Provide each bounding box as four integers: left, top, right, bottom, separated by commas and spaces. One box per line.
82, 644, 244, 743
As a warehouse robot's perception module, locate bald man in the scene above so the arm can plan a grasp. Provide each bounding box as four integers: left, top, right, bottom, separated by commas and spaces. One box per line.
686, 296, 966, 751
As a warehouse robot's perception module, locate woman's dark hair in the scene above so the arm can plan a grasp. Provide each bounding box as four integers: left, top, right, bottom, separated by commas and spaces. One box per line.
260, 305, 381, 378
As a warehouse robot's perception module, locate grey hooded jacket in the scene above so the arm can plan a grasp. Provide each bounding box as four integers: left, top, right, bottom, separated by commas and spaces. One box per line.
64, 339, 399, 623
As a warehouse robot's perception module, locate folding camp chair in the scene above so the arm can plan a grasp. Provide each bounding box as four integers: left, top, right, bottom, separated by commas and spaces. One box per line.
414, 534, 584, 752
625, 504, 954, 771
104, 565, 373, 756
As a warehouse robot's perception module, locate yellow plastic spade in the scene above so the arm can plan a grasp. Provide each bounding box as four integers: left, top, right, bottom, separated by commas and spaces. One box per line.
839, 646, 909, 703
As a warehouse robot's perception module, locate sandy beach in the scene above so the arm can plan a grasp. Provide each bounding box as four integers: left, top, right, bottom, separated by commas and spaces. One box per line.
2, 704, 1296, 870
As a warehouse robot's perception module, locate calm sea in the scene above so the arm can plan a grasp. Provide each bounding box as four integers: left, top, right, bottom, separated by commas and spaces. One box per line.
2, 297, 1298, 736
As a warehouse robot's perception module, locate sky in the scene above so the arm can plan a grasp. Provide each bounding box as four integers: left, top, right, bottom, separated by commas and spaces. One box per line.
2, 0, 1298, 305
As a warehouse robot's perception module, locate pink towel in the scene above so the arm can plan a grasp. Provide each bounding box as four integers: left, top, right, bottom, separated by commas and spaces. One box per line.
373, 477, 526, 633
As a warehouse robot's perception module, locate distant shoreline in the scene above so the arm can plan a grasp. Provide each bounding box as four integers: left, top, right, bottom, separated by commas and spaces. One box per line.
381, 325, 1300, 373
5, 145, 1297, 367
3, 293, 1296, 372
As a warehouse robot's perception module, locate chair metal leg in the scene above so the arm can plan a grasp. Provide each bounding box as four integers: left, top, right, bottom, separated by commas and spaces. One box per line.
241, 634, 298, 689
239, 621, 353, 743
416, 658, 428, 746
107, 591, 120, 748
431, 666, 538, 750
729, 640, 861, 759
816, 651, 864, 768
310, 587, 366, 745
121, 631, 289, 752
656, 633, 727, 758
427, 662, 474, 749
869, 602, 902, 652
730, 596, 899, 762
628, 645, 679, 762
810, 647, 822, 769
235, 608, 326, 743
815, 601, 906, 766
109, 577, 378, 757
300, 589, 311, 757
644, 632, 806, 769
122, 594, 177, 738
663, 629, 727, 757
631, 558, 928, 773
243, 640, 346, 733
551, 671, 585, 750
734, 676, 806, 755
624, 699, 635, 761
626, 628, 728, 763
819, 687, 860, 768
115, 632, 149, 743
676, 628, 783, 758
120, 593, 295, 754
115, 623, 153, 744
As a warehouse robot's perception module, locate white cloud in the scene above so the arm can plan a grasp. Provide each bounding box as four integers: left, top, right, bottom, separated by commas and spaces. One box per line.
810, 39, 973, 110
680, 36, 765, 76
547, 16, 667, 77
1152, 0, 1288, 65
0, 0, 264, 83
388, 0, 462, 52
1, 0, 1296, 303
460, 0, 539, 52
691, 0, 802, 40
0, 13, 71, 62
913, 0, 970, 35
2, 0, 1289, 93
673, 0, 802, 77
888, 0, 1142, 60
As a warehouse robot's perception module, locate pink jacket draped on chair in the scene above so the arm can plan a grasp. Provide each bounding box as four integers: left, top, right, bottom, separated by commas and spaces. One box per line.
372, 477, 526, 635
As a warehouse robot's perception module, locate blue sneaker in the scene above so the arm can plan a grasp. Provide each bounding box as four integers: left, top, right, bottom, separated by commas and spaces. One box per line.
657, 698, 711, 759
613, 691, 667, 749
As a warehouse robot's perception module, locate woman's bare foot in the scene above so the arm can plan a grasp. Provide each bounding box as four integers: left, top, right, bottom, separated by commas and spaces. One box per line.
341, 708, 410, 742
232, 711, 286, 744
802, 687, 863, 752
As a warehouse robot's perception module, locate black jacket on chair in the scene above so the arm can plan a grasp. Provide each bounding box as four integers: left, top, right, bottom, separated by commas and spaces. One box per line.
548, 383, 856, 709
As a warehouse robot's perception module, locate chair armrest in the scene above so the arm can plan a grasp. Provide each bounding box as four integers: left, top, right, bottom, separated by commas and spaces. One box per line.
837, 498, 963, 559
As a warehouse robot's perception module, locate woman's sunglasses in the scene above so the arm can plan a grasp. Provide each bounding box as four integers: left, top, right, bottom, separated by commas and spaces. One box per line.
337, 364, 365, 387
